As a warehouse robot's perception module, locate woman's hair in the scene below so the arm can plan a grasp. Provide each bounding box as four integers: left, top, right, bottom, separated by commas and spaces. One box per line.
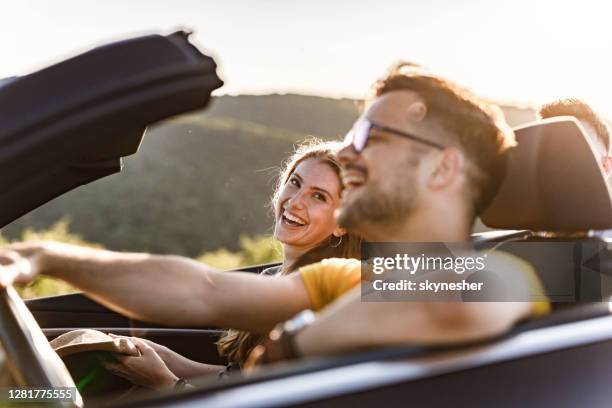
216, 138, 361, 365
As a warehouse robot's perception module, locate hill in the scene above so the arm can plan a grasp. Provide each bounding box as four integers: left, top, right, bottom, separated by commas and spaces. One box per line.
2, 94, 539, 256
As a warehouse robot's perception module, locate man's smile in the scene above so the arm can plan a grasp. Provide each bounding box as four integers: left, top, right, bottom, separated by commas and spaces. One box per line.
341, 164, 368, 191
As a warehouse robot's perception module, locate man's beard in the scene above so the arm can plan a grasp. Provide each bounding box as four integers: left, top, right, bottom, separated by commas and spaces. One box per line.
337, 175, 418, 234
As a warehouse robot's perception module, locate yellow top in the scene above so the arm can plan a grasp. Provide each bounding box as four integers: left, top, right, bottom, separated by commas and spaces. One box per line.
298, 258, 362, 311
299, 255, 551, 317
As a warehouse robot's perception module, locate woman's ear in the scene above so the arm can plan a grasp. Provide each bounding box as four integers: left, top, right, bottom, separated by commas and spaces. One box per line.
428, 148, 464, 189
332, 227, 347, 237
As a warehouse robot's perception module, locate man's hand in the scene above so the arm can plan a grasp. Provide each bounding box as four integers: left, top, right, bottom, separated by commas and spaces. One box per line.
105, 337, 179, 390
0, 242, 47, 287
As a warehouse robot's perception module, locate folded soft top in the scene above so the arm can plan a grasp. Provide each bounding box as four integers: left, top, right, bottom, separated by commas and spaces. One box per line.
0, 31, 223, 227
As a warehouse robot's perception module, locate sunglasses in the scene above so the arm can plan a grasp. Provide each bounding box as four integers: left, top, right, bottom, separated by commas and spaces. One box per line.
344, 118, 446, 152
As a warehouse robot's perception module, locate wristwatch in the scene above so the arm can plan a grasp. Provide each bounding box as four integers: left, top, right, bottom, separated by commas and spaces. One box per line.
247, 309, 317, 367
276, 309, 317, 359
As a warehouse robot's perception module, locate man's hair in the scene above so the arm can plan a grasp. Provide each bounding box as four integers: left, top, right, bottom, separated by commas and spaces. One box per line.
539, 98, 611, 154
367, 61, 515, 215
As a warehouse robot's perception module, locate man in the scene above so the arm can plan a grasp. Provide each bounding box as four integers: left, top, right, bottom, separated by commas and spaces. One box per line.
0, 63, 548, 385
249, 63, 551, 363
539, 98, 612, 176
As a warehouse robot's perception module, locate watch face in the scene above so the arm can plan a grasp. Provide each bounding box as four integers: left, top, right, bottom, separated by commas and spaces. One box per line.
284, 309, 317, 334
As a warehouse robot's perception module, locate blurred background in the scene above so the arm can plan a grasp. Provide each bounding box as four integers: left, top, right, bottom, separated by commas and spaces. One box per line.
1, 0, 610, 296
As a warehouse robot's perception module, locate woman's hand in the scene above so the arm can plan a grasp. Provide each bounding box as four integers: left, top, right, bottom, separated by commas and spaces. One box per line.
109, 334, 224, 378
105, 337, 179, 389
109, 334, 170, 360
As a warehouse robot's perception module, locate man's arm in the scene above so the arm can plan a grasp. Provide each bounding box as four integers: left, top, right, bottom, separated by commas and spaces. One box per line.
294, 287, 531, 356
292, 251, 541, 357
1, 241, 310, 333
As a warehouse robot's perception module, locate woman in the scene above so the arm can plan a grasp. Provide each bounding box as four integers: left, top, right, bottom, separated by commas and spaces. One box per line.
106, 139, 361, 388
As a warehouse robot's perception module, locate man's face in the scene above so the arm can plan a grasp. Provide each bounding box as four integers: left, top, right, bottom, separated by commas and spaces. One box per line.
336, 91, 437, 236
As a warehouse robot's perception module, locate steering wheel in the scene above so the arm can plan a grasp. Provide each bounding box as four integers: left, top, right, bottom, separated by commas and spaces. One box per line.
0, 286, 83, 407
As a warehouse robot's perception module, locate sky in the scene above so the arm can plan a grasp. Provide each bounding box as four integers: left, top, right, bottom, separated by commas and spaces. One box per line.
1, 0, 611, 117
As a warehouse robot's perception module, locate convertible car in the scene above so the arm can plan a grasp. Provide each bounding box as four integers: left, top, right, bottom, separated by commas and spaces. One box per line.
0, 32, 611, 408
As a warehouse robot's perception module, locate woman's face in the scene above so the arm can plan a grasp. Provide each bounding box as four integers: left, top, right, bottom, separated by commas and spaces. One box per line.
274, 157, 343, 249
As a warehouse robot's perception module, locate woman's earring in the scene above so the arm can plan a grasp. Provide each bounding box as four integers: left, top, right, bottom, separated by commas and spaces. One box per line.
330, 235, 343, 248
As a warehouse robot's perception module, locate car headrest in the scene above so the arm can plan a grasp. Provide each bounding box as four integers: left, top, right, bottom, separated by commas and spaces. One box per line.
481, 117, 612, 231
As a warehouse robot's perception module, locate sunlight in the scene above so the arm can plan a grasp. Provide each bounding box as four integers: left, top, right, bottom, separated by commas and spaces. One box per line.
0, 0, 610, 118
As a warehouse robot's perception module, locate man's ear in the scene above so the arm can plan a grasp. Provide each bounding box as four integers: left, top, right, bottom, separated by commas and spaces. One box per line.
603, 155, 612, 176
406, 101, 427, 122
427, 148, 464, 189
332, 227, 347, 238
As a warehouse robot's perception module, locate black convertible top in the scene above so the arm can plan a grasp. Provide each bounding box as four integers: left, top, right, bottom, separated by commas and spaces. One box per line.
0, 31, 223, 228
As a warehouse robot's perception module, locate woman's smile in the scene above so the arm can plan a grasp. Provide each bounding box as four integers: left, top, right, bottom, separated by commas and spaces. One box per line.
281, 211, 307, 227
